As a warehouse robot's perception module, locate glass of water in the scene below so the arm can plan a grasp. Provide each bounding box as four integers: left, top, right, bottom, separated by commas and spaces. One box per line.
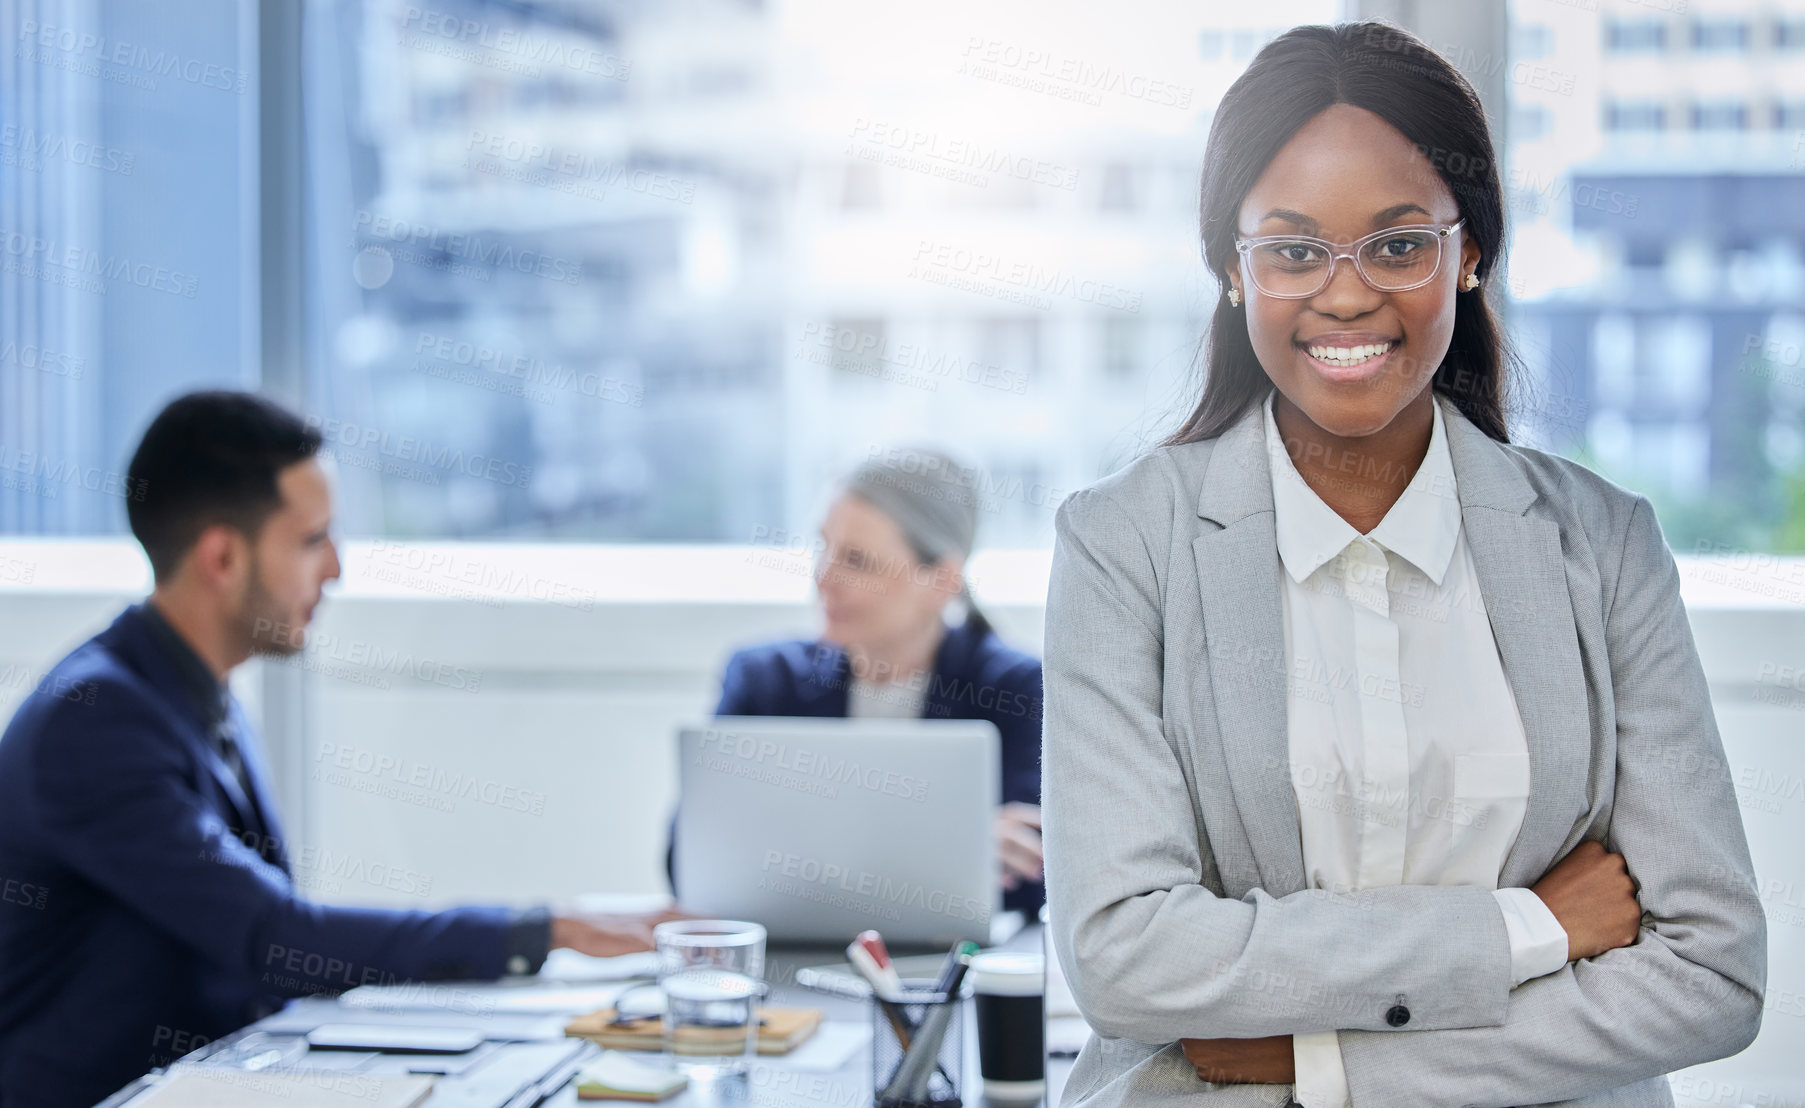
653, 919, 767, 1080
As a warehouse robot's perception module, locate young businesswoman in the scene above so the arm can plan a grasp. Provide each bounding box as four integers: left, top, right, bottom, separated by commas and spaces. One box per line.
1042, 22, 1765, 1108
672, 448, 1045, 913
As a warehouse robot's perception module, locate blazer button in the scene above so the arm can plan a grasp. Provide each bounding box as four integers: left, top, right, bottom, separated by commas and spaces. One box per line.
1385, 1004, 1411, 1027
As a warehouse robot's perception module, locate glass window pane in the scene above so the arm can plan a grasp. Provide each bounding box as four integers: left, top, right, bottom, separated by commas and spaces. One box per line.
302, 0, 1338, 546
1507, 0, 1805, 551
1, 0, 254, 536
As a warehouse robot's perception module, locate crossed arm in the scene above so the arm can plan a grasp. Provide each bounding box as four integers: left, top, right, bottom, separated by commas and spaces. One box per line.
1042, 489, 1767, 1106
1177, 838, 1633, 1090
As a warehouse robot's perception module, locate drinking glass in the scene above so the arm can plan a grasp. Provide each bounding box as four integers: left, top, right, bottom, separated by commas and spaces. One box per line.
653, 919, 767, 1080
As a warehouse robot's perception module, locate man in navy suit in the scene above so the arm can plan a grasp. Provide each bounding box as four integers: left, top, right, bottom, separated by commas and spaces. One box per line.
0, 392, 679, 1108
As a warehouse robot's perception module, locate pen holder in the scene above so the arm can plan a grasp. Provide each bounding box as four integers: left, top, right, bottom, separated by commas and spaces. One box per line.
870, 981, 964, 1108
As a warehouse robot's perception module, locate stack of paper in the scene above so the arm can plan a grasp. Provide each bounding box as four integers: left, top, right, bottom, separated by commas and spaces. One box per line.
340, 980, 635, 1015
128, 1069, 433, 1108
575, 1052, 688, 1102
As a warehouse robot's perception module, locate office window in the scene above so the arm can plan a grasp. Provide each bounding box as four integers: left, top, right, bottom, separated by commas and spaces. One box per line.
1628, 240, 1668, 271
1634, 421, 1711, 497
1766, 417, 1804, 473
1664, 239, 1717, 301
1604, 19, 1667, 52
1762, 314, 1805, 430
827, 318, 888, 383
1645, 314, 1713, 412
974, 319, 1040, 389
290, 0, 1306, 545
0, 0, 255, 536
1604, 100, 1667, 131
842, 162, 883, 211
1509, 0, 1805, 551
1512, 104, 1552, 142
1691, 19, 1751, 52
1099, 162, 1139, 212
945, 165, 1039, 212
1691, 102, 1751, 131
1591, 314, 1636, 410
1511, 23, 1553, 61
1101, 317, 1142, 380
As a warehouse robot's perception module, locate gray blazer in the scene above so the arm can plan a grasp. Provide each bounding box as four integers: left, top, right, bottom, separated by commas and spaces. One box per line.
1042, 391, 1767, 1108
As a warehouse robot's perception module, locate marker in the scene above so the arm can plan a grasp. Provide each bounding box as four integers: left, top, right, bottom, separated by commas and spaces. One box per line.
849, 949, 915, 1044
854, 930, 904, 997
846, 939, 900, 1002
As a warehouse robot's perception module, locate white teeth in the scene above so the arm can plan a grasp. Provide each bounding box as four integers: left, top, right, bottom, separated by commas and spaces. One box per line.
1307, 341, 1393, 364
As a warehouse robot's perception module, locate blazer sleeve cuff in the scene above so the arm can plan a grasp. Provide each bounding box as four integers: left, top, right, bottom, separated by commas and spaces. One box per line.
1292, 1029, 1350, 1108
1492, 886, 1569, 987
503, 906, 553, 976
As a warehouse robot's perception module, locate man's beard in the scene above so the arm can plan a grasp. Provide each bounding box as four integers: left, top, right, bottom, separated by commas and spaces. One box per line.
239, 557, 303, 658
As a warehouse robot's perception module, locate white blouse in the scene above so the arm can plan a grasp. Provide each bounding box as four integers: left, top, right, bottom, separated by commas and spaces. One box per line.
848, 676, 928, 719
1263, 392, 1571, 1108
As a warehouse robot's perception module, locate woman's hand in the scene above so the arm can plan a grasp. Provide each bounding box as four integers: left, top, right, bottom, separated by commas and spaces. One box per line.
1529, 839, 1642, 960
1178, 1035, 1295, 1084
551, 906, 693, 958
995, 802, 1045, 890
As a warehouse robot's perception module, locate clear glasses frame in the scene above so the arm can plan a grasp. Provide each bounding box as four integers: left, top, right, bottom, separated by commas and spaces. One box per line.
1232, 218, 1466, 298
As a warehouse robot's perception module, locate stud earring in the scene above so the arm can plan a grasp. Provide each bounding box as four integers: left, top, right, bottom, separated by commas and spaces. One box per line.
1227, 286, 1242, 306
1463, 273, 1480, 291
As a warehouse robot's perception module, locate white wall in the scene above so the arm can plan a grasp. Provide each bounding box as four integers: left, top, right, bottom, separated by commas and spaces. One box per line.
0, 538, 1799, 1097
0, 540, 1052, 904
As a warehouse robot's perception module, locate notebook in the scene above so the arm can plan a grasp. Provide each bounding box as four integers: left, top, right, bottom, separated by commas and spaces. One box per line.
126, 1069, 432, 1108
575, 1052, 689, 1102
566, 1005, 823, 1055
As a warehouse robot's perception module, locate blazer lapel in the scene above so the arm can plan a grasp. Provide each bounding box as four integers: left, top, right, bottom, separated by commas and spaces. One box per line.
800, 646, 853, 717
226, 701, 291, 871
112, 607, 269, 842
1192, 402, 1308, 896
1440, 396, 1593, 889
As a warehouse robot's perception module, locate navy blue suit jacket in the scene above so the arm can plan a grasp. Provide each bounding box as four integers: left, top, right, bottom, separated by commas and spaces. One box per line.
674, 618, 1045, 914
0, 605, 520, 1108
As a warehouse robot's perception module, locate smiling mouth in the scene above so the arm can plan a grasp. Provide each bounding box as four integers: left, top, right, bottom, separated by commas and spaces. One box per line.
1301, 340, 1398, 368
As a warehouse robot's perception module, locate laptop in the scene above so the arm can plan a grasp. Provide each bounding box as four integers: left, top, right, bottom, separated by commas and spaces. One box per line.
674, 716, 1000, 947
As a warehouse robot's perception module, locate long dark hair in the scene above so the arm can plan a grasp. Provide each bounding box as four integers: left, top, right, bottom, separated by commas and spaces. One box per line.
1164, 20, 1515, 447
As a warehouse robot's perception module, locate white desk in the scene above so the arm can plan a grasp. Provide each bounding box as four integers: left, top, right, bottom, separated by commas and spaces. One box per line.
95, 926, 1073, 1108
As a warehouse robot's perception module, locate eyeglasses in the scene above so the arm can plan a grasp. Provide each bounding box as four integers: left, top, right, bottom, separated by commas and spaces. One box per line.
1233, 219, 1465, 299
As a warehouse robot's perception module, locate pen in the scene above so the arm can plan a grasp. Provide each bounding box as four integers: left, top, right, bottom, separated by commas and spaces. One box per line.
931, 940, 980, 994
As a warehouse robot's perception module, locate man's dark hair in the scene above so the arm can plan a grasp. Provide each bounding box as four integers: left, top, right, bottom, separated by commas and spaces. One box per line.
126, 390, 323, 582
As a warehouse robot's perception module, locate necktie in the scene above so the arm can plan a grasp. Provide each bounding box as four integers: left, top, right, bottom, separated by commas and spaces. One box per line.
212, 717, 282, 867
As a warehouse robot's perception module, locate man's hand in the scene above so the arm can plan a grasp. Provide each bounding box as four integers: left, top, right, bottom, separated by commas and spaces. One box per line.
1529, 839, 1641, 961
1178, 1036, 1296, 1084
551, 907, 692, 958
995, 802, 1045, 891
